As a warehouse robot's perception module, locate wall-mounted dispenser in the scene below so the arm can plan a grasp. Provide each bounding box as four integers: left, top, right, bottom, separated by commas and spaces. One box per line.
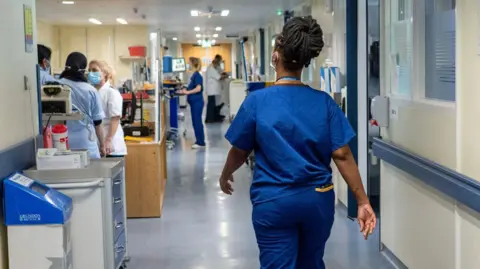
371, 95, 389, 127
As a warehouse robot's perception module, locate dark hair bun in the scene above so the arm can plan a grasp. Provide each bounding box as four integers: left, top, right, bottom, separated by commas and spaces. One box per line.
280, 16, 324, 70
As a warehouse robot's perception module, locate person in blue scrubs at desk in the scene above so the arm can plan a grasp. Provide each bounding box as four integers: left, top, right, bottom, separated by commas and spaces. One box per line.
220, 16, 377, 269
178, 57, 206, 149
37, 44, 56, 85
58, 52, 106, 159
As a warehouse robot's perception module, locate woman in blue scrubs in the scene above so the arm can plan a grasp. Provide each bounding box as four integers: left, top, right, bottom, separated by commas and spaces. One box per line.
179, 57, 206, 149
59, 52, 106, 158
220, 16, 377, 269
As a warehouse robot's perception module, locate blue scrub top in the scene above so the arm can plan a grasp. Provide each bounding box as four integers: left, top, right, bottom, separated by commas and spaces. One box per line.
187, 71, 203, 102
39, 68, 57, 85
59, 78, 105, 159
225, 85, 355, 205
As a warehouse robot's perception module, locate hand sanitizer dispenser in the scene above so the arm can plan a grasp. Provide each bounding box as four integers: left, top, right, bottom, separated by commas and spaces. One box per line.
371, 96, 389, 127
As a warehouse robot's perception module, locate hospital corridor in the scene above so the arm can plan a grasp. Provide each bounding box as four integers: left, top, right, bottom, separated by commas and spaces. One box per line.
1, 0, 480, 268
126, 120, 395, 269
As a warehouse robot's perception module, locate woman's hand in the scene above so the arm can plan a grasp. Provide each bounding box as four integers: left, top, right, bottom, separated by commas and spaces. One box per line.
219, 175, 234, 195
357, 202, 377, 240
105, 138, 113, 156
99, 144, 106, 157
176, 89, 189, 95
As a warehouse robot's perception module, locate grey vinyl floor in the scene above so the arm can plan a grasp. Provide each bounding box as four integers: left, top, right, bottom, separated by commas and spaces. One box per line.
127, 117, 395, 269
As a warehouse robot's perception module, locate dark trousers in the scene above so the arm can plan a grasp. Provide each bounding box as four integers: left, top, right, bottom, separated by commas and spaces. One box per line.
206, 95, 217, 122
253, 188, 335, 269
189, 98, 206, 146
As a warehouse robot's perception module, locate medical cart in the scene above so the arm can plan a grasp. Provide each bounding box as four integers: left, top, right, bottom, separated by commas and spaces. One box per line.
4, 173, 73, 269
24, 158, 128, 269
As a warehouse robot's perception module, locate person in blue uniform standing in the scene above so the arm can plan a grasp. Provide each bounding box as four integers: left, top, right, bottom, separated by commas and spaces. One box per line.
37, 44, 56, 85
59, 52, 106, 158
219, 16, 377, 269
179, 57, 206, 149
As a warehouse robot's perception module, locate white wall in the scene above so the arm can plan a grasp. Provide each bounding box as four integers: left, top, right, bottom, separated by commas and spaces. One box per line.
0, 1, 38, 267
0, 0, 38, 151
380, 0, 480, 268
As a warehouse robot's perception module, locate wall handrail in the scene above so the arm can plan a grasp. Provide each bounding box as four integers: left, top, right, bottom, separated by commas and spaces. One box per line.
372, 138, 480, 214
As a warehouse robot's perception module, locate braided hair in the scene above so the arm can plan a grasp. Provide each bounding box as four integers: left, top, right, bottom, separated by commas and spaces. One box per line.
275, 16, 324, 71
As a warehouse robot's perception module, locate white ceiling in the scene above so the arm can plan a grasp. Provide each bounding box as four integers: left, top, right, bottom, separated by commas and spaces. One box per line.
36, 0, 306, 41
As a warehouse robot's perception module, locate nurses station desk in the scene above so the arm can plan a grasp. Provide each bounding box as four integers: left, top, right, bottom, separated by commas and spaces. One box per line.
124, 97, 168, 218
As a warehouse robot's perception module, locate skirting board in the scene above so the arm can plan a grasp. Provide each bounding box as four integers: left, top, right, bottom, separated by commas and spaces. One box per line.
381, 244, 409, 269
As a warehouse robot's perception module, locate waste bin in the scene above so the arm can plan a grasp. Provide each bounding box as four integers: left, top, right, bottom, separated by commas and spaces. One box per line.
4, 173, 73, 269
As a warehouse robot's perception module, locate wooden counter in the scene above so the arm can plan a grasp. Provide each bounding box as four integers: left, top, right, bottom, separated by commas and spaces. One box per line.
125, 99, 168, 218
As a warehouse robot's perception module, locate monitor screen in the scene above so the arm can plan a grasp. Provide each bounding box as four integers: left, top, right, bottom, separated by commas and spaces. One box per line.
172, 58, 186, 72
54, 74, 61, 79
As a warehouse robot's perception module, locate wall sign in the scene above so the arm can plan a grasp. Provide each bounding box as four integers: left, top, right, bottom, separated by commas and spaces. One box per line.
23, 5, 34, 53
390, 105, 399, 120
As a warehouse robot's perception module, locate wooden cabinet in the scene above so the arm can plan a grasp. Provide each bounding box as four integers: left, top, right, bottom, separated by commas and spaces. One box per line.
125, 136, 167, 218
124, 100, 168, 218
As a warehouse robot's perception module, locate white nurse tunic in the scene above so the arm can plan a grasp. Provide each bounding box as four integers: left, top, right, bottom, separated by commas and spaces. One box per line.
98, 82, 127, 155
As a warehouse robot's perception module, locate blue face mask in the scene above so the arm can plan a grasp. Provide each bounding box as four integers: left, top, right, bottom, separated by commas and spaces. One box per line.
88, 72, 102, 85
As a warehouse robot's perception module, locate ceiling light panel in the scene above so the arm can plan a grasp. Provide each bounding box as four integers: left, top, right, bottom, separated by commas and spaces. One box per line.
191, 10, 199, 17
89, 18, 102, 25
194, 27, 201, 31
62, 1, 75, 4
116, 18, 128, 25
221, 10, 230, 16
215, 27, 222, 31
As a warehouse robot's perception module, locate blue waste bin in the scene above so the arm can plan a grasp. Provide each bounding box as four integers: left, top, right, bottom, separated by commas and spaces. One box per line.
4, 173, 73, 269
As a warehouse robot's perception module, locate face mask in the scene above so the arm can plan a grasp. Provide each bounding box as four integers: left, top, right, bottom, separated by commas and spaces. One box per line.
44, 60, 51, 73
88, 72, 102, 85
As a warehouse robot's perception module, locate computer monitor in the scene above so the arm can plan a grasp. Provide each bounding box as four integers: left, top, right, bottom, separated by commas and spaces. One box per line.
172, 58, 186, 72
54, 73, 61, 79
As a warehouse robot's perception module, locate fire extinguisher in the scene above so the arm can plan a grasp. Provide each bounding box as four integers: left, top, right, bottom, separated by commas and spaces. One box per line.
52, 124, 69, 150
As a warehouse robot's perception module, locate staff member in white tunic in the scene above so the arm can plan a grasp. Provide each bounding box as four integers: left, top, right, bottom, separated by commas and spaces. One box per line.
206, 54, 228, 123
88, 60, 127, 157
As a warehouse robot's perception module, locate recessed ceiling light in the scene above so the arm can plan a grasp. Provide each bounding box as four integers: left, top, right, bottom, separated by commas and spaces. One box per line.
221, 10, 230, 16
213, 33, 219, 38
197, 40, 202, 45
215, 27, 222, 31
116, 18, 128, 25
62, 1, 75, 4
194, 27, 201, 31
191, 10, 199, 17
196, 34, 202, 38
172, 37, 178, 41
89, 18, 102, 25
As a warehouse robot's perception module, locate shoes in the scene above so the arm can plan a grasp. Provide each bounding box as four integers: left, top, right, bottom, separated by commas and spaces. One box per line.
192, 144, 206, 149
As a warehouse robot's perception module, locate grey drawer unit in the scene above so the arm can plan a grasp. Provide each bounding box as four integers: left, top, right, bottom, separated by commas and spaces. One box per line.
24, 158, 129, 269
114, 231, 127, 269
113, 208, 126, 241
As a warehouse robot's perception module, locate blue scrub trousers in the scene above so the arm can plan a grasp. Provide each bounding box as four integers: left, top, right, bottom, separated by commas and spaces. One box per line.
188, 96, 206, 146
252, 188, 335, 269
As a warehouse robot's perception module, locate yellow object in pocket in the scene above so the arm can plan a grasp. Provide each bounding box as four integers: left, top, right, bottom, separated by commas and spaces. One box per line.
315, 184, 334, 193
